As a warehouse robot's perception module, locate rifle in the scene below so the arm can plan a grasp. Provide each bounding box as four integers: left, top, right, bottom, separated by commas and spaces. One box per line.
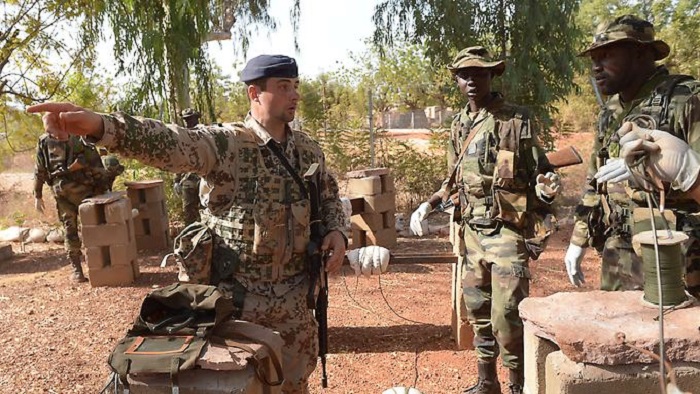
435, 146, 584, 213
303, 163, 329, 388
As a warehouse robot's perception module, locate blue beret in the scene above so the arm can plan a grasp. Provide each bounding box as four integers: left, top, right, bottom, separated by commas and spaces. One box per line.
240, 55, 298, 83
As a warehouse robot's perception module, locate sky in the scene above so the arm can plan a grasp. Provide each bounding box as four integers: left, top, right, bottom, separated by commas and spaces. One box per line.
97, 0, 379, 81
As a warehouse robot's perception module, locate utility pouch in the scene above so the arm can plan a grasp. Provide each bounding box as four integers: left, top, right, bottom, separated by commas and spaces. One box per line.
161, 222, 214, 285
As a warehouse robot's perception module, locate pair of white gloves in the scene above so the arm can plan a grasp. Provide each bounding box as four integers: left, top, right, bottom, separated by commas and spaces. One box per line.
564, 122, 700, 287
346, 246, 391, 277
409, 172, 561, 237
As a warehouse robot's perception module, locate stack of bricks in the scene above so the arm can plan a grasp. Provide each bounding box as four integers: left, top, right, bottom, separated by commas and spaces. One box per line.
125, 180, 171, 251
347, 168, 397, 249
79, 193, 139, 287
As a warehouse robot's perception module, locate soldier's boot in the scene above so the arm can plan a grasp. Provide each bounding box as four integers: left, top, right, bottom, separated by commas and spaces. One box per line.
462, 362, 501, 394
69, 255, 87, 283
508, 368, 524, 394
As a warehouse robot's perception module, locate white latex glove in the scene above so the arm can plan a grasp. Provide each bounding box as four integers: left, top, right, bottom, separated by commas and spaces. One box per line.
617, 121, 700, 192
535, 172, 561, 200
564, 243, 586, 287
34, 197, 45, 214
346, 246, 391, 277
410, 202, 432, 236
594, 158, 632, 184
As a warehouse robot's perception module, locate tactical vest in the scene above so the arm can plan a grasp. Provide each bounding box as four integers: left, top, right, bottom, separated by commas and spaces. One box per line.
455, 105, 532, 228
45, 137, 70, 183
203, 127, 317, 282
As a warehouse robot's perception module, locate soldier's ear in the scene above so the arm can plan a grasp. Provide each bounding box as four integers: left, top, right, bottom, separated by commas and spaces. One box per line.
247, 84, 261, 103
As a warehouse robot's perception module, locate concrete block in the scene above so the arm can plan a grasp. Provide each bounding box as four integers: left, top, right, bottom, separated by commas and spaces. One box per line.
79, 202, 106, 226
380, 173, 395, 193
127, 184, 165, 204
351, 212, 384, 232
136, 233, 171, 251
81, 221, 134, 247
524, 328, 559, 394
0, 243, 13, 262
363, 192, 395, 214
346, 167, 390, 179
366, 228, 397, 249
104, 198, 133, 224
134, 216, 169, 237
348, 176, 382, 196
451, 256, 474, 351
132, 201, 167, 219
545, 351, 700, 394
131, 260, 140, 280
85, 243, 137, 269
89, 264, 134, 287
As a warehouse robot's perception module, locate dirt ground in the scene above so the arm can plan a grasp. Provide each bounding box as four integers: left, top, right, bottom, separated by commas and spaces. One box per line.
0, 131, 600, 393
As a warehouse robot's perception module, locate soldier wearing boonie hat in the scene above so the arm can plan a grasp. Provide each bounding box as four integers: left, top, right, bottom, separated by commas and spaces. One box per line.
567, 14, 700, 300
411, 45, 558, 394
27, 53, 348, 394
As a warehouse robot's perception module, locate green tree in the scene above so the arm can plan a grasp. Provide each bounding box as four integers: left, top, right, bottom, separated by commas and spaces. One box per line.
373, 0, 582, 143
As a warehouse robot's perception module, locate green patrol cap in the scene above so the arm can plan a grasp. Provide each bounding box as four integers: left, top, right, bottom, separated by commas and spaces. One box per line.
579, 14, 670, 60
447, 46, 505, 76
181, 108, 200, 119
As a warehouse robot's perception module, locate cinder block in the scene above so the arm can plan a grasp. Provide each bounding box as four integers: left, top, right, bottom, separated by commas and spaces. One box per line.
380, 173, 395, 193
132, 201, 167, 220
105, 198, 133, 224
85, 243, 137, 269
366, 228, 397, 249
0, 243, 13, 262
346, 168, 390, 179
89, 264, 134, 287
524, 328, 559, 394
136, 233, 171, 251
127, 185, 165, 204
351, 229, 367, 249
351, 212, 384, 232
81, 221, 133, 247
134, 216, 169, 236
545, 351, 700, 394
79, 202, 106, 226
348, 176, 382, 196
363, 193, 395, 214
131, 260, 140, 280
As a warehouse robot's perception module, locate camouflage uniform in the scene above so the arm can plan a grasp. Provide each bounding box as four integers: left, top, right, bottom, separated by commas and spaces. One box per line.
90, 112, 345, 393
174, 172, 202, 226
33, 134, 107, 280
448, 96, 554, 375
573, 16, 700, 295
100, 154, 125, 192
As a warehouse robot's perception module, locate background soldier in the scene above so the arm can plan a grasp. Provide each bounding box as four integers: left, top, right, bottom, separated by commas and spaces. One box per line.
33, 134, 108, 282
98, 148, 125, 192
28, 54, 347, 394
173, 108, 202, 226
566, 15, 700, 298
410, 47, 559, 394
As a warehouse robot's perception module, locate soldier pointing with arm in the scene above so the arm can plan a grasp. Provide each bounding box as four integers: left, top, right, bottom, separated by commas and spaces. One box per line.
29, 54, 347, 394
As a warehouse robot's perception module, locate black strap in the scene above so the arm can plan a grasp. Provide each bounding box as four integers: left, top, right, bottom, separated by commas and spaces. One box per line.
266, 141, 308, 198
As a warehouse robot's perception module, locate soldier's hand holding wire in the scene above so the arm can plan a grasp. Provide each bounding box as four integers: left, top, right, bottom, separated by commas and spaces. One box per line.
26, 102, 104, 140
535, 172, 561, 201
615, 121, 700, 192
410, 202, 432, 236
34, 197, 45, 214
322, 230, 346, 274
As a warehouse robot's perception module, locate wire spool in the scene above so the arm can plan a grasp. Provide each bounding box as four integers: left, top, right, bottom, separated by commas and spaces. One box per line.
634, 230, 689, 306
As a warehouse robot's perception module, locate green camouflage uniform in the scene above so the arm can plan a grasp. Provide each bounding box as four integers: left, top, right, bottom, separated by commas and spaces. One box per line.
174, 172, 201, 226
572, 69, 700, 294
100, 154, 125, 192
90, 112, 345, 393
448, 95, 554, 372
34, 134, 108, 259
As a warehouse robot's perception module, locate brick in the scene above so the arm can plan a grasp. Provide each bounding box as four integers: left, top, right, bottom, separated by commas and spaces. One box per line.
351, 212, 384, 232
85, 246, 109, 269
127, 185, 165, 205
88, 264, 134, 287
79, 202, 106, 226
348, 176, 382, 196
365, 228, 397, 249
134, 216, 169, 236
524, 326, 558, 394
350, 229, 366, 249
104, 198, 133, 224
545, 351, 700, 394
133, 201, 167, 219
380, 173, 395, 193
346, 167, 390, 179
81, 221, 134, 247
0, 243, 13, 262
363, 193, 395, 214
86, 243, 136, 269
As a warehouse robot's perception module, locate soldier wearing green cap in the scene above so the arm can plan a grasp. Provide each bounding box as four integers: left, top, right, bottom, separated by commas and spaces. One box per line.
27, 54, 348, 394
173, 108, 203, 226
566, 15, 700, 298
410, 46, 558, 394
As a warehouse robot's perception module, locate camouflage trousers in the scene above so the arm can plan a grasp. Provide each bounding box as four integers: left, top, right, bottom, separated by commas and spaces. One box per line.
220, 274, 318, 394
461, 223, 530, 370
597, 233, 644, 291
53, 184, 94, 259
181, 183, 201, 226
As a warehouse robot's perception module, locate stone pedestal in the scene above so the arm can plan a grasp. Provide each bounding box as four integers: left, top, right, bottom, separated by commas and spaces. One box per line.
347, 168, 397, 249
125, 180, 171, 251
520, 291, 700, 394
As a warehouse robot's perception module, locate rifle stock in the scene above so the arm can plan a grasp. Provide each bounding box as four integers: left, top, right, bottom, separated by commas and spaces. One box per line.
303, 163, 329, 388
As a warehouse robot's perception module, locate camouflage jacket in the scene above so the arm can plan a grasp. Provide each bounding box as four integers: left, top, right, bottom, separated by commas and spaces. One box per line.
571, 66, 700, 247
91, 112, 346, 279
33, 134, 107, 198
444, 93, 554, 229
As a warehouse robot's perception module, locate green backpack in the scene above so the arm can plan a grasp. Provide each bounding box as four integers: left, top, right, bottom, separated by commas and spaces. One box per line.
107, 283, 234, 393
